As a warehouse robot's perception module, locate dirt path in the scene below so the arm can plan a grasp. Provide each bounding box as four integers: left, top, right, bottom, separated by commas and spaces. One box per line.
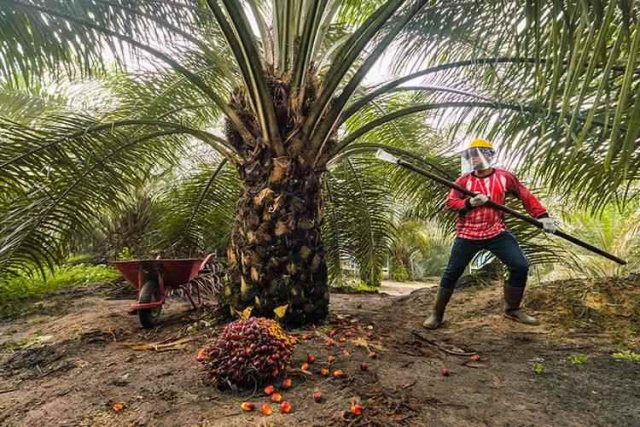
1, 282, 639, 426
379, 280, 437, 296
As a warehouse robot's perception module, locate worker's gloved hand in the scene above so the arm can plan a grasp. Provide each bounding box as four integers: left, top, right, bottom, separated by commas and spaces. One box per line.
469, 194, 489, 207
539, 217, 557, 234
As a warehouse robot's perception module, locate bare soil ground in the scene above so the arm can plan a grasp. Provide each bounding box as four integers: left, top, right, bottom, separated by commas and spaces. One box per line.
1, 278, 639, 427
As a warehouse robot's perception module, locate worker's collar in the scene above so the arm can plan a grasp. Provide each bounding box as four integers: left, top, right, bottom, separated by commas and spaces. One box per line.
472, 168, 495, 178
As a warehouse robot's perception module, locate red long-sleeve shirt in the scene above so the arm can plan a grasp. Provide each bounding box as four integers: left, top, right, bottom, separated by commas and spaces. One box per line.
447, 168, 548, 240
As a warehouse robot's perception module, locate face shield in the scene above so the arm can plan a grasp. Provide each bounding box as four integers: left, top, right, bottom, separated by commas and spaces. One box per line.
461, 147, 496, 174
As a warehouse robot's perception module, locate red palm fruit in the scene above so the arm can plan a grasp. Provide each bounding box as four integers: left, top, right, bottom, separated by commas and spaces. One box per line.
240, 402, 255, 411
351, 401, 364, 416
280, 401, 292, 413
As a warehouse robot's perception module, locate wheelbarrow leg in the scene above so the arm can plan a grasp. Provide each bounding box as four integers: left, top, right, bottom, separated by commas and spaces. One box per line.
128, 263, 145, 315
183, 285, 199, 310
195, 281, 202, 306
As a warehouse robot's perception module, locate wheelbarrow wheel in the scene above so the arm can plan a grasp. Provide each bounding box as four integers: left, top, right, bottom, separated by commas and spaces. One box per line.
138, 280, 162, 328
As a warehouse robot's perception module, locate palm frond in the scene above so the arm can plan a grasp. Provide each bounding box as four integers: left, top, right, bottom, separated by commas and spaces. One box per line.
302, 0, 406, 140
0, 81, 69, 123
324, 154, 397, 286
0, 0, 252, 136
374, 0, 640, 208
0, 113, 191, 276
153, 155, 242, 256
0, 0, 212, 84
311, 0, 432, 161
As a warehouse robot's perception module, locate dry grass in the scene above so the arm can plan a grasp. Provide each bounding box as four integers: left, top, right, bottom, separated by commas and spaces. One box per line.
526, 276, 640, 344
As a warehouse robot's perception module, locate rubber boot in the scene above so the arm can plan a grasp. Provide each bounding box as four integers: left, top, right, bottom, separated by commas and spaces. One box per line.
423, 287, 454, 329
504, 285, 539, 325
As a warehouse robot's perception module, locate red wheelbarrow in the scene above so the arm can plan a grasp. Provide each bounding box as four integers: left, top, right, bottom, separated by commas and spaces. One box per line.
112, 255, 212, 328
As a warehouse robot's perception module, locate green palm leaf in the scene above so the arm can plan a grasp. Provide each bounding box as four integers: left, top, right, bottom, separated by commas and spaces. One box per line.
324, 155, 396, 286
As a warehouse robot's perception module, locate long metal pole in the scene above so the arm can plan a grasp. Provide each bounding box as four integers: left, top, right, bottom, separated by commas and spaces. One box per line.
396, 160, 627, 266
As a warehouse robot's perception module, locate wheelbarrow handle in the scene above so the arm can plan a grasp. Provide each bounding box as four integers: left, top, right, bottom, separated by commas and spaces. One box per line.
197, 253, 213, 272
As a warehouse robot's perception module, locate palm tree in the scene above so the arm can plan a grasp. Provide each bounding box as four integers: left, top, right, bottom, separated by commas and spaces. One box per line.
390, 218, 454, 280
1, 1, 638, 324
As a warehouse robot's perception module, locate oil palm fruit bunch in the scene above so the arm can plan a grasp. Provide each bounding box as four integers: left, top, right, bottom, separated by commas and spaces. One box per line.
197, 317, 296, 387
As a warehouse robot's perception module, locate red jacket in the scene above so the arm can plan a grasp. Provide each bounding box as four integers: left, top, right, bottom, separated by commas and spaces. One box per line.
447, 168, 548, 240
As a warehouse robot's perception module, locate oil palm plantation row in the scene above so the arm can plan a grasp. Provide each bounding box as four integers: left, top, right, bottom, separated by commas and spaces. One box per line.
0, 0, 638, 323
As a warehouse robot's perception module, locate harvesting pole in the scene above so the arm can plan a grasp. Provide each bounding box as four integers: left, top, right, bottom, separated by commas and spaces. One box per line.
375, 149, 627, 265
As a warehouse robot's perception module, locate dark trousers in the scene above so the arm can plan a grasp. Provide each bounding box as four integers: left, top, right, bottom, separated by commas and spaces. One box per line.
440, 232, 529, 290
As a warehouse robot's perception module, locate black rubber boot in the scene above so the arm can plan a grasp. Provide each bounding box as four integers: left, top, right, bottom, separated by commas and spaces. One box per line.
423, 287, 454, 329
504, 285, 539, 325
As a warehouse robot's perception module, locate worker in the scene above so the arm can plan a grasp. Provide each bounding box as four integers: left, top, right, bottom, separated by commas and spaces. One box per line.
423, 138, 556, 329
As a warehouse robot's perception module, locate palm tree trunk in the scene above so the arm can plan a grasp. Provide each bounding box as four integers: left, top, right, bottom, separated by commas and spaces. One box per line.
224, 156, 329, 325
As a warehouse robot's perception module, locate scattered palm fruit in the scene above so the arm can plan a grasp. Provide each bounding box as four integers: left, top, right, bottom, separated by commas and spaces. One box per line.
351, 400, 364, 416
264, 384, 275, 395
280, 401, 292, 413
345, 331, 353, 338
333, 369, 344, 378
281, 378, 292, 389
329, 330, 337, 337
327, 339, 335, 347
261, 403, 273, 416
197, 317, 296, 387
441, 368, 450, 376
241, 402, 255, 411
470, 354, 480, 361
271, 393, 283, 403
313, 391, 323, 402
307, 354, 315, 364
368, 351, 377, 359
360, 362, 369, 371
301, 362, 309, 370
320, 368, 330, 376
196, 348, 207, 362
327, 355, 337, 363
112, 403, 124, 412
339, 337, 347, 343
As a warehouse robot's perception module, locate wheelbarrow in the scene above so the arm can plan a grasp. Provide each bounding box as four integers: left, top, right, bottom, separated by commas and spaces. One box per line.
111, 255, 212, 328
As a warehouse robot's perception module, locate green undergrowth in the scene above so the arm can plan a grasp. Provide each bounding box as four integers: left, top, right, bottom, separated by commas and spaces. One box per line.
0, 263, 120, 319
330, 279, 379, 294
